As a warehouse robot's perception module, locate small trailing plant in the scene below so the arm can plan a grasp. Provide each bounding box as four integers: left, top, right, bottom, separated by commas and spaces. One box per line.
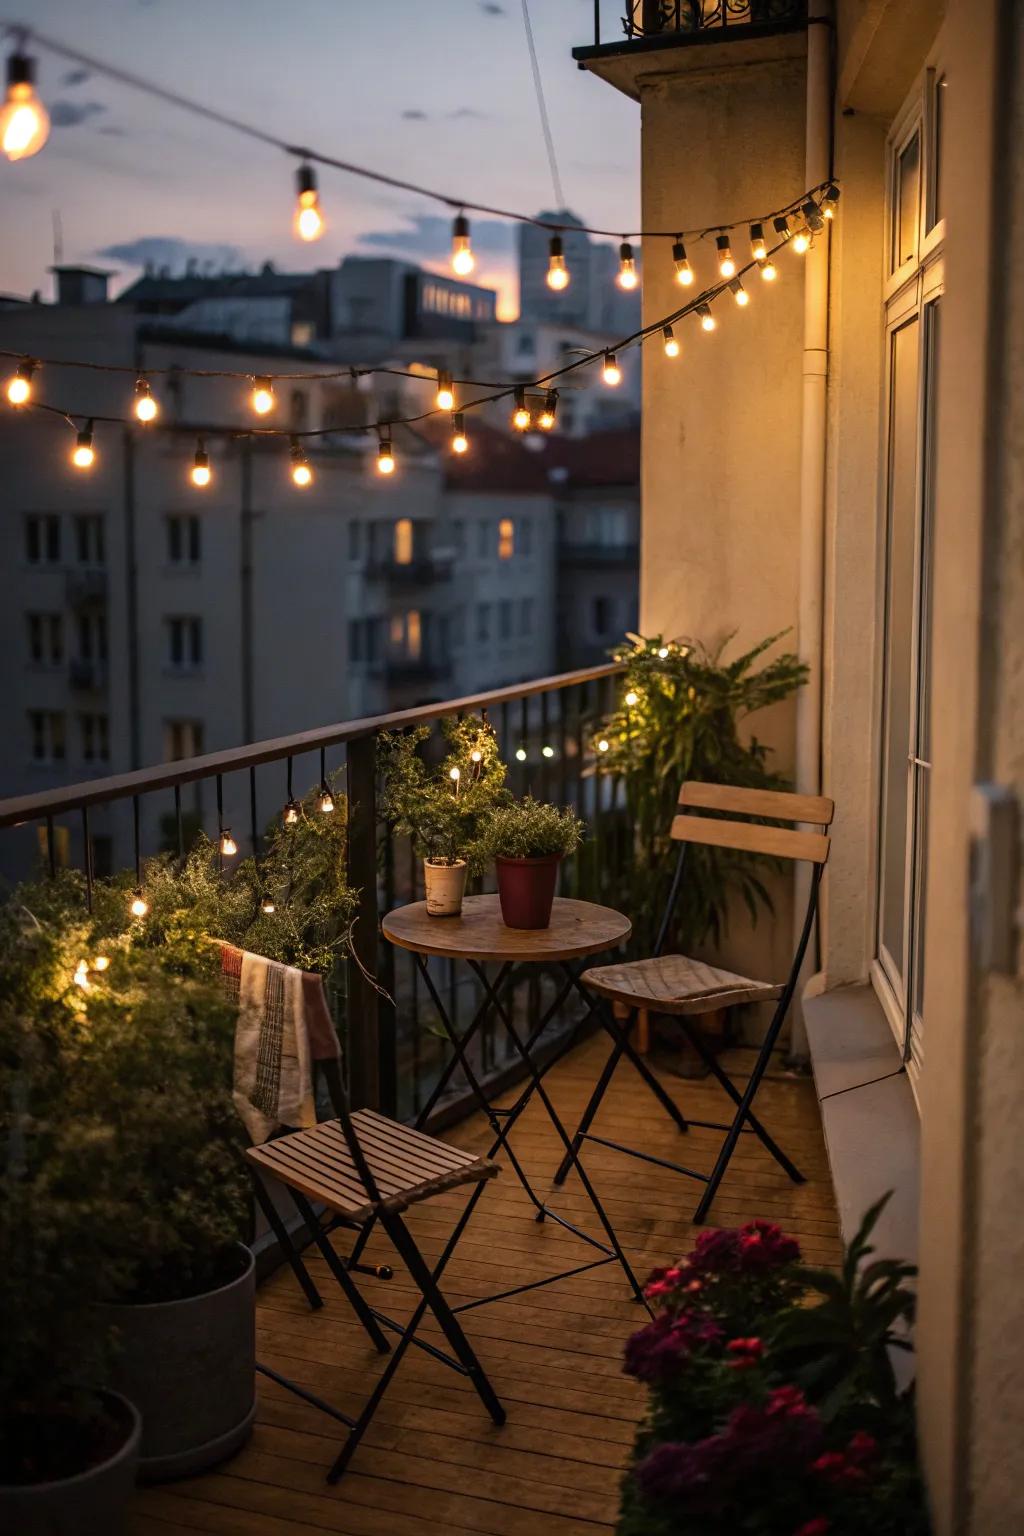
618, 1200, 928, 1536
481, 796, 584, 861
590, 632, 808, 953
378, 715, 508, 872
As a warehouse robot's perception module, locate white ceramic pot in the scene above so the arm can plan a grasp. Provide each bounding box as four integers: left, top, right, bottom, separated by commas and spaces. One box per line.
424, 858, 468, 917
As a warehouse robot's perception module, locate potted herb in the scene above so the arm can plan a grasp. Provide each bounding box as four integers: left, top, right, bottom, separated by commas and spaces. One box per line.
379, 717, 508, 916
481, 797, 584, 929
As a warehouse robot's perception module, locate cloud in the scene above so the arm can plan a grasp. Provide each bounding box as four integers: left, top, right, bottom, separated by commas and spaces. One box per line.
401, 109, 428, 120
449, 107, 486, 119
50, 100, 108, 128
94, 236, 245, 273
358, 214, 515, 262
61, 67, 91, 86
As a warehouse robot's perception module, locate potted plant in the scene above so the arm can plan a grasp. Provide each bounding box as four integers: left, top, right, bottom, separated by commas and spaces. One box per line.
379, 716, 508, 916
481, 797, 584, 929
0, 881, 142, 1532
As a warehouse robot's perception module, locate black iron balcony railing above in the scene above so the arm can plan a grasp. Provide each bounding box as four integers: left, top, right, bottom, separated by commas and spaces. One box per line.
576, 0, 807, 56
363, 555, 454, 587
0, 662, 629, 1130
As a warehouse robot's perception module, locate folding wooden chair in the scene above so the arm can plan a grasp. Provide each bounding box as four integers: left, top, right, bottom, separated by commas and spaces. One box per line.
247, 1077, 505, 1483
552, 782, 834, 1224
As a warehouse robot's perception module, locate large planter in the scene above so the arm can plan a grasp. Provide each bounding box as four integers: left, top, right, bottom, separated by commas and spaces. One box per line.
103, 1243, 256, 1482
0, 1389, 141, 1535
496, 854, 562, 929
424, 857, 468, 917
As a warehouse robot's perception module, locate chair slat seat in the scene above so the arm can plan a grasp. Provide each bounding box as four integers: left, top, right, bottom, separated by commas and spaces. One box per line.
581, 953, 782, 1015
247, 1108, 499, 1225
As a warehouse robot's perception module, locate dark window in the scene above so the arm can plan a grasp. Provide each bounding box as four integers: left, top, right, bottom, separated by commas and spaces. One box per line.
476, 602, 491, 643
166, 616, 203, 670
25, 514, 61, 564
592, 596, 612, 638
74, 514, 105, 565
499, 599, 513, 640
80, 712, 110, 762
28, 710, 66, 763
77, 612, 107, 662
348, 520, 362, 561
166, 514, 200, 566
520, 597, 534, 636
27, 612, 63, 664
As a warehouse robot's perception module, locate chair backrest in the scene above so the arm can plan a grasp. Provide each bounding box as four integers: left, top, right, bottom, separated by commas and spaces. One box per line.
670, 782, 834, 865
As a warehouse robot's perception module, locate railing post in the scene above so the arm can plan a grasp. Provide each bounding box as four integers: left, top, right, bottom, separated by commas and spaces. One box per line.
346, 732, 392, 1114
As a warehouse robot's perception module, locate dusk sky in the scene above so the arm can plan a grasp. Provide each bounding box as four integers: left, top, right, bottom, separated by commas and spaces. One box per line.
1, 0, 640, 318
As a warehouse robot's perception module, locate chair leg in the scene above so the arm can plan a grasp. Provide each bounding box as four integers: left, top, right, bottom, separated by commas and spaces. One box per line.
288, 1190, 390, 1354
678, 1017, 804, 1184
635, 1006, 650, 1055
251, 1170, 323, 1312
551, 1018, 630, 1187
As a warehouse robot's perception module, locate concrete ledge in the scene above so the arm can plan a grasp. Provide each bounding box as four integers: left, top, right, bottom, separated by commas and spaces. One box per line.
803, 983, 920, 1267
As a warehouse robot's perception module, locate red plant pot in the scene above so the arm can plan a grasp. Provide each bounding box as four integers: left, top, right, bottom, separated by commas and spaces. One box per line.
495, 854, 562, 929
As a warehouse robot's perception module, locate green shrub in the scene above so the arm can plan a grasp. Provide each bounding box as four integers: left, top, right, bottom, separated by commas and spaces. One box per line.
379, 716, 508, 872
481, 796, 584, 860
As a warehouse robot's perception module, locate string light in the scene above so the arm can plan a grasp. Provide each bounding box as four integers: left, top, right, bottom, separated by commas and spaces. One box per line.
822, 184, 840, 219
294, 162, 324, 241
512, 386, 531, 431
190, 439, 211, 488
537, 392, 557, 431
662, 326, 680, 359
801, 198, 825, 233
617, 241, 638, 291
260, 894, 276, 914
750, 223, 767, 261
730, 279, 750, 308
377, 435, 396, 475
716, 235, 736, 279
435, 370, 455, 411
697, 304, 717, 333
1, 48, 49, 161
792, 227, 811, 255
449, 765, 461, 783
601, 351, 622, 387
283, 799, 300, 826
92, 955, 110, 971
250, 376, 275, 415
130, 890, 148, 919
470, 749, 483, 763
672, 239, 694, 287
450, 412, 469, 453
515, 747, 527, 762
451, 213, 474, 275
597, 738, 610, 753
133, 377, 158, 423
71, 421, 95, 469
289, 438, 313, 487
541, 745, 555, 759
220, 829, 238, 856
759, 257, 778, 282
546, 235, 569, 290
6, 358, 34, 405
624, 690, 639, 707
773, 215, 792, 242
318, 783, 334, 814
657, 646, 670, 659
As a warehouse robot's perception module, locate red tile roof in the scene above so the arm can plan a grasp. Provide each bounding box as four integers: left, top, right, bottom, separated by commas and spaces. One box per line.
420, 419, 639, 493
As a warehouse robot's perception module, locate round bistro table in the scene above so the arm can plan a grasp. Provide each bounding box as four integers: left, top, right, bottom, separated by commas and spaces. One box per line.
375, 894, 649, 1309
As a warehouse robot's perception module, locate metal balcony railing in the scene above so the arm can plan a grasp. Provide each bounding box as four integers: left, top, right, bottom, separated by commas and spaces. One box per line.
576, 0, 807, 57
364, 555, 454, 588
0, 662, 630, 1129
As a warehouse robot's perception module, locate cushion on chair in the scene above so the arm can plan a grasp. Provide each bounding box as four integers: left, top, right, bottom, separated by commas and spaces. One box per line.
246, 1107, 499, 1224
580, 954, 783, 1015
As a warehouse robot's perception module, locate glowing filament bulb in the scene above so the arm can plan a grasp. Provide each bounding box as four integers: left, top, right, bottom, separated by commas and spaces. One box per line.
92, 955, 110, 972
541, 745, 554, 759
449, 766, 461, 782
537, 392, 557, 431
6, 359, 34, 405
450, 412, 469, 454
251, 376, 275, 415
657, 647, 669, 659
822, 184, 840, 219
318, 784, 334, 814
130, 891, 148, 919
451, 213, 474, 275
773, 216, 791, 242
698, 304, 716, 333
294, 162, 324, 241
435, 371, 455, 411
377, 438, 395, 475
601, 351, 622, 387
71, 422, 95, 469
134, 378, 158, 422
616, 241, 638, 291
220, 830, 237, 857
283, 800, 300, 826
792, 228, 811, 255
261, 895, 276, 914
750, 223, 767, 261
662, 326, 680, 359
716, 235, 735, 279
290, 439, 313, 487
1, 52, 50, 162
470, 749, 482, 763
730, 279, 749, 307
759, 258, 778, 282
74, 959, 90, 990
624, 690, 639, 707
515, 747, 527, 762
511, 387, 531, 431
191, 440, 211, 488
801, 198, 825, 232
546, 234, 569, 290
672, 239, 694, 287
597, 738, 610, 753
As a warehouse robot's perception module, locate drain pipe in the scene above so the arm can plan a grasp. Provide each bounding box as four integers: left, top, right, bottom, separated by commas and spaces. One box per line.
790, 0, 832, 1056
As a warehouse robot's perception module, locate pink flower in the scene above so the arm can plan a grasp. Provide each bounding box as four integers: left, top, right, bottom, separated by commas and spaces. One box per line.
846, 1430, 879, 1465
811, 1452, 848, 1483
726, 1336, 763, 1370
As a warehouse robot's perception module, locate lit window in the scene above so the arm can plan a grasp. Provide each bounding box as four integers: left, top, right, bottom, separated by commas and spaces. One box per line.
498, 518, 515, 560
394, 518, 414, 566
407, 610, 422, 660
164, 719, 204, 761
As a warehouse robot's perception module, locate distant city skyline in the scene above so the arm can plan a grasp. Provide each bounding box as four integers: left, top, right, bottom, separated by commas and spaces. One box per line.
0, 0, 641, 319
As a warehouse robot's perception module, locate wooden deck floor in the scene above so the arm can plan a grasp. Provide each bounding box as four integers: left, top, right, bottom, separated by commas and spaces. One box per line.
128, 1035, 841, 1536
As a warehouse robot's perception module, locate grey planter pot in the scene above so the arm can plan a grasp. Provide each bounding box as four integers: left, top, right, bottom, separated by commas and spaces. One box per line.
0, 1389, 141, 1535
104, 1243, 256, 1482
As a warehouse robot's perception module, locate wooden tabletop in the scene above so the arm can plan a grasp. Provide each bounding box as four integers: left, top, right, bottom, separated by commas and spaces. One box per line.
382, 895, 631, 963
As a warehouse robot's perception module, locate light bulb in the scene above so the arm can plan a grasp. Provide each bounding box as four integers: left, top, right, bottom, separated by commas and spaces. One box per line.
511, 387, 531, 431
546, 235, 569, 290
698, 304, 716, 333
759, 258, 778, 282
672, 239, 694, 286
74, 959, 90, 990
773, 216, 791, 242
290, 440, 313, 487
435, 371, 455, 412
92, 955, 110, 971
792, 229, 811, 255
515, 747, 527, 762
261, 895, 276, 914
134, 378, 158, 423
71, 423, 95, 469
283, 800, 300, 826
597, 738, 610, 753
130, 892, 148, 919
662, 326, 680, 359
190, 441, 211, 488
377, 439, 395, 475
450, 412, 469, 454
541, 745, 554, 759
750, 223, 767, 261
449, 766, 460, 781
617, 241, 638, 291
470, 749, 483, 763
251, 377, 274, 415
537, 392, 557, 431
801, 198, 825, 232
657, 647, 669, 659
6, 359, 34, 405
294, 162, 324, 241
1, 53, 49, 162
822, 184, 840, 219
624, 690, 639, 707
318, 784, 334, 814
716, 235, 735, 279
220, 830, 238, 857
601, 352, 622, 387
451, 213, 474, 275
730, 280, 749, 307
